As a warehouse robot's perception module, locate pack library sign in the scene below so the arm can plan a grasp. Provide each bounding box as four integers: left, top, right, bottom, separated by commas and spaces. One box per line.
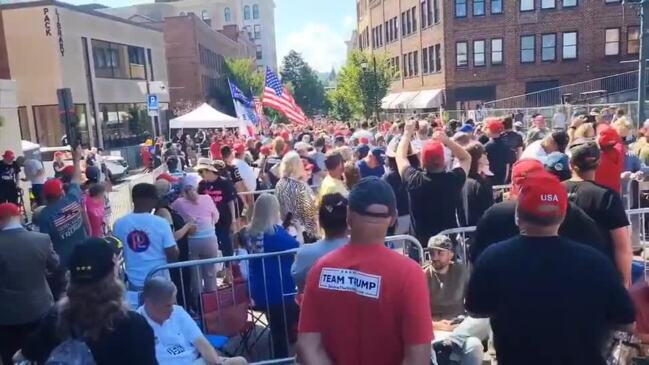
43, 7, 65, 57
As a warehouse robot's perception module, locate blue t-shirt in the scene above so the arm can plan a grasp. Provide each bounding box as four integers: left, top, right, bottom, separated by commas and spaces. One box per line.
113, 213, 177, 287
248, 225, 299, 308
37, 183, 87, 267
356, 159, 385, 179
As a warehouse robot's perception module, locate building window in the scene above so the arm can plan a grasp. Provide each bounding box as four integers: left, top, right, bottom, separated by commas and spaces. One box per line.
421, 0, 434, 28
455, 0, 467, 17
254, 24, 261, 39
562, 31, 577, 59
224, 7, 231, 22
605, 0, 621, 3
541, 0, 556, 9
434, 44, 441, 71
413, 50, 419, 75
521, 35, 535, 63
491, 38, 503, 64
92, 39, 145, 79
541, 33, 556, 61
474, 0, 485, 15
422, 47, 429, 73
201, 10, 211, 26
411, 7, 417, 31
456, 41, 468, 67
253, 4, 260, 19
256, 45, 262, 60
244, 5, 250, 20
563, 0, 577, 7
605, 28, 620, 56
491, 0, 503, 14
628, 26, 640, 55
17, 106, 30, 141
473, 40, 485, 66
520, 0, 534, 11
434, 0, 440, 22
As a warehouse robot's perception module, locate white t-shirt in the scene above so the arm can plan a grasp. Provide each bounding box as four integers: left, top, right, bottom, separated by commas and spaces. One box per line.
234, 158, 257, 192
520, 140, 548, 161
23, 159, 46, 184
138, 305, 202, 365
113, 213, 177, 287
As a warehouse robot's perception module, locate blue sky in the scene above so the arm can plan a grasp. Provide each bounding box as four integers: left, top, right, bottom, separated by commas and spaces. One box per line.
62, 0, 356, 72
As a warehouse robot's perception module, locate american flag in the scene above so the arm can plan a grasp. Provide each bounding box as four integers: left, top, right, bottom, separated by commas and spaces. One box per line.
253, 97, 268, 130
262, 66, 307, 125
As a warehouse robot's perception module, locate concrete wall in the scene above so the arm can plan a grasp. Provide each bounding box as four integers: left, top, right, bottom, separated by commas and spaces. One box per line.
2, 3, 169, 147
0, 79, 22, 155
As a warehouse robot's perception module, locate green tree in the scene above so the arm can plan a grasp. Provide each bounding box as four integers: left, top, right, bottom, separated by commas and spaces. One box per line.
327, 88, 352, 121
207, 58, 264, 116
332, 51, 393, 121
280, 50, 328, 117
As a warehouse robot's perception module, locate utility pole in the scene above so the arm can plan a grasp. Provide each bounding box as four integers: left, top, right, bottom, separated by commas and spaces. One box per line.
637, 0, 649, 125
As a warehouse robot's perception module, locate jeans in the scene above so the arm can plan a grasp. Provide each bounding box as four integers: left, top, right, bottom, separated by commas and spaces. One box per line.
432, 317, 490, 365
0, 319, 42, 365
215, 225, 233, 257
265, 300, 299, 359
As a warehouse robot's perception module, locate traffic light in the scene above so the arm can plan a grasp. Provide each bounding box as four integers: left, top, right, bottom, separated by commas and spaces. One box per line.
57, 88, 80, 148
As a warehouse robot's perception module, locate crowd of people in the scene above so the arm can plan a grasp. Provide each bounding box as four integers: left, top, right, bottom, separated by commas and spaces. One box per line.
1, 105, 649, 365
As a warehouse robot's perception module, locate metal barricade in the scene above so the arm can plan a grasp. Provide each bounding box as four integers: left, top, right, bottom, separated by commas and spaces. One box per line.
492, 184, 511, 203
107, 166, 163, 227
143, 234, 423, 363
437, 226, 477, 266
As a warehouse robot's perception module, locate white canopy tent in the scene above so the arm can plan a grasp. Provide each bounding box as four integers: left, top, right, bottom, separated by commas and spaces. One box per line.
169, 103, 242, 129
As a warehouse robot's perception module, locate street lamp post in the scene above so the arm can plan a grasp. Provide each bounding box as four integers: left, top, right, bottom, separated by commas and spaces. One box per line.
638, 1, 649, 125
360, 57, 380, 123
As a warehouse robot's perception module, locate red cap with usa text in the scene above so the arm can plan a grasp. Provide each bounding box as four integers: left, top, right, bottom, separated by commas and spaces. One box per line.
0, 203, 20, 220
517, 172, 568, 218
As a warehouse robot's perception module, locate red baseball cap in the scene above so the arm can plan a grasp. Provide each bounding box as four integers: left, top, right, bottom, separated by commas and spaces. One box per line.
233, 143, 246, 155
420, 141, 445, 167
359, 137, 369, 145
517, 173, 568, 219
510, 159, 545, 197
43, 179, 64, 199
0, 203, 20, 220
280, 131, 290, 141
156, 172, 179, 183
259, 145, 271, 155
61, 165, 75, 177
2, 150, 15, 160
597, 125, 621, 149
485, 118, 505, 134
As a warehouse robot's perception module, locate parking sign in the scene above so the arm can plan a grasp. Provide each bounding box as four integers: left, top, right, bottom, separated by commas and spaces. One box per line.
147, 94, 159, 110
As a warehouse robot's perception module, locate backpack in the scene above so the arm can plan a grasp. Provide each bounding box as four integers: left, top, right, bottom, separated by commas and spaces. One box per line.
46, 339, 96, 365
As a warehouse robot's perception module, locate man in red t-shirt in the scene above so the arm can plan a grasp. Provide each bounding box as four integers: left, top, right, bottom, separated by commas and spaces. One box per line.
297, 176, 433, 365
595, 125, 624, 193
209, 136, 223, 160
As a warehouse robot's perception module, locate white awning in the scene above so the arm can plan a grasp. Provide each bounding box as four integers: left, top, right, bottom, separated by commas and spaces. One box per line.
381, 93, 400, 109
169, 103, 241, 129
407, 89, 443, 109
388, 91, 420, 109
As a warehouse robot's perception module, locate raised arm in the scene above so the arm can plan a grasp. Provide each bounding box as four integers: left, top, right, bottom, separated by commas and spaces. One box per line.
396, 120, 416, 178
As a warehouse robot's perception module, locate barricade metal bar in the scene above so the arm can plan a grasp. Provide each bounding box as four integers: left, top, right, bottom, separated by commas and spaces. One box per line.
250, 359, 295, 365
143, 235, 422, 362
438, 227, 477, 265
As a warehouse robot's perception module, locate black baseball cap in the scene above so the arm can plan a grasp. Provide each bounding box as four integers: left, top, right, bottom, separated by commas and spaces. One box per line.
348, 176, 396, 218
569, 138, 601, 171
69, 238, 116, 284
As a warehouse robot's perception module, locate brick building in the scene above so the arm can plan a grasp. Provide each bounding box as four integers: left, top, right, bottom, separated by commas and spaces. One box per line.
357, 0, 640, 111
162, 14, 256, 107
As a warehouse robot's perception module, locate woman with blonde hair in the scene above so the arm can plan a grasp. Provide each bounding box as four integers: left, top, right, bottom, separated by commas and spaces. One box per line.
245, 194, 299, 358
18, 238, 157, 364
275, 151, 318, 242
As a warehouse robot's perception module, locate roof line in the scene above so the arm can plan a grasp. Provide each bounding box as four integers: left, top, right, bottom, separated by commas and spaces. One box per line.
0, 0, 162, 32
